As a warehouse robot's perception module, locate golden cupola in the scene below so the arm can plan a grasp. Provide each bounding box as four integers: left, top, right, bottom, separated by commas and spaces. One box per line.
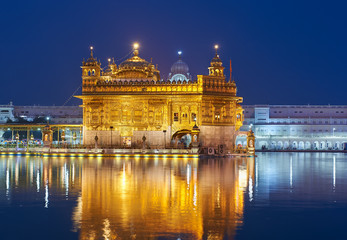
208, 45, 225, 77
108, 43, 161, 81
81, 46, 101, 78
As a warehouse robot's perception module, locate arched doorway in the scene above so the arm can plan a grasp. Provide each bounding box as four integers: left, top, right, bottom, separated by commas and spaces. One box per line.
313, 141, 319, 150
171, 129, 192, 148
334, 141, 340, 150
271, 141, 276, 150
305, 141, 311, 150
320, 141, 325, 150
259, 141, 268, 150
292, 141, 298, 150
277, 141, 283, 150
298, 141, 304, 150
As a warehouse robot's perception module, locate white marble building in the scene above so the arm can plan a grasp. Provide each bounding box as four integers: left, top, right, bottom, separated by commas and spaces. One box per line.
0, 102, 15, 123
238, 105, 347, 150
13, 105, 82, 124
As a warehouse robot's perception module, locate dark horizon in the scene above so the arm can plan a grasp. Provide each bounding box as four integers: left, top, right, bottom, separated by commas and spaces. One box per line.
1, 0, 346, 106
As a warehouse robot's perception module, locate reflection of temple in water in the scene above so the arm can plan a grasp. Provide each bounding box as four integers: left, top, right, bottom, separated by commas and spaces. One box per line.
0, 156, 82, 206
73, 157, 255, 240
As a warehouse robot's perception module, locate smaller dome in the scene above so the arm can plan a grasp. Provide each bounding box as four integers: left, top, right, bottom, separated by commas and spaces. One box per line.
170, 59, 189, 75
168, 52, 191, 82
210, 54, 223, 67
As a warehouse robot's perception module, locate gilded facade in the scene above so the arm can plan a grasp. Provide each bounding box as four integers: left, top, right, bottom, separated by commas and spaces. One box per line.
76, 44, 244, 150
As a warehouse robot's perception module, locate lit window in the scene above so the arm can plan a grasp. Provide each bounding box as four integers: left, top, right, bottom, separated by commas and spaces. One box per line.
174, 113, 178, 121
191, 113, 197, 121
215, 112, 221, 121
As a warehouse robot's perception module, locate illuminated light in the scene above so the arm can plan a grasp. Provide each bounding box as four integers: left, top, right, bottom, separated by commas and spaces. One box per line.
44, 180, 49, 208
36, 170, 40, 192
290, 156, 293, 188
133, 42, 139, 50
178, 50, 182, 55
248, 175, 253, 202
108, 58, 111, 62
333, 156, 336, 189
6, 169, 9, 197
90, 46, 93, 50
214, 44, 219, 50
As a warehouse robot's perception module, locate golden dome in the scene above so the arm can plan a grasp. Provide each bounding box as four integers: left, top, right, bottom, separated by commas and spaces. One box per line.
112, 47, 161, 81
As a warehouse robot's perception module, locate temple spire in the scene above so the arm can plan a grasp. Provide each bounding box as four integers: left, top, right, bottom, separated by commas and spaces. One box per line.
229, 59, 232, 82
178, 50, 182, 60
90, 46, 94, 58
214, 44, 219, 57
133, 42, 139, 56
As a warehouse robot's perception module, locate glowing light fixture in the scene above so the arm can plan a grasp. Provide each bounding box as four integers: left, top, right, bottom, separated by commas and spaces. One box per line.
133, 42, 139, 50
214, 44, 219, 50
178, 51, 182, 55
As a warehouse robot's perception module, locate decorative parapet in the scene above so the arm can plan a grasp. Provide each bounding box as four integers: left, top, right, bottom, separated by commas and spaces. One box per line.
83, 75, 237, 96
198, 75, 237, 96
82, 78, 203, 95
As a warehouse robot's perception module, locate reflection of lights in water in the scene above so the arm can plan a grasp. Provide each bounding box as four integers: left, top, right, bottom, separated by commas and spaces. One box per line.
36, 170, 40, 192
193, 183, 197, 207
30, 162, 34, 185
102, 218, 112, 240
72, 163, 75, 184
45, 180, 49, 208
121, 162, 127, 193
290, 156, 293, 189
6, 169, 9, 197
15, 162, 19, 186
255, 159, 258, 190
72, 195, 83, 232
70, 157, 250, 239
238, 167, 247, 189
65, 171, 69, 199
248, 176, 253, 202
187, 163, 191, 186
217, 184, 221, 208
333, 156, 336, 190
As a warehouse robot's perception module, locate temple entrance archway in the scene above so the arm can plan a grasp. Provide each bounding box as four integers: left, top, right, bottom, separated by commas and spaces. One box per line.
171, 129, 192, 148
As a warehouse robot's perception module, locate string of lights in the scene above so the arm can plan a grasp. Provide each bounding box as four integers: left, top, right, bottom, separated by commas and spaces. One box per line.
62, 84, 82, 106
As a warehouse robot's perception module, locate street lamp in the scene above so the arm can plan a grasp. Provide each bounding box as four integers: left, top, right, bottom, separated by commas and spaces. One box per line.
110, 126, 114, 148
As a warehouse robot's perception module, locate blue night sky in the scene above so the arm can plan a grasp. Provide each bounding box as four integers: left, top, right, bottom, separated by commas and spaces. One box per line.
0, 0, 346, 106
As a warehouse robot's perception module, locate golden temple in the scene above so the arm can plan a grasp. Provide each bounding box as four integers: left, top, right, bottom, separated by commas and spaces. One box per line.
76, 43, 244, 151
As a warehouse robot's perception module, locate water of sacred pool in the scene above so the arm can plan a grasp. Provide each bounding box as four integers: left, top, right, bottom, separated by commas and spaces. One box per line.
0, 153, 347, 240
